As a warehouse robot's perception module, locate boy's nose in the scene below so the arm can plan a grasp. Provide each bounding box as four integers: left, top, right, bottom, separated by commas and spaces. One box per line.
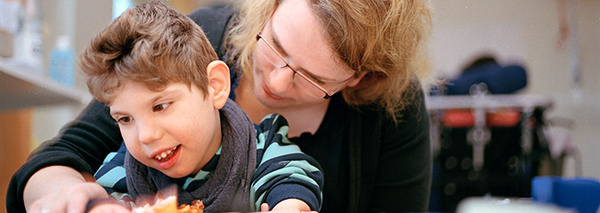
268, 66, 295, 94
137, 121, 162, 144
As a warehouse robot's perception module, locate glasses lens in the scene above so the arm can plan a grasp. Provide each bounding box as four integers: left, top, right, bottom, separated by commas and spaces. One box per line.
258, 38, 287, 68
292, 72, 330, 97
258, 37, 347, 98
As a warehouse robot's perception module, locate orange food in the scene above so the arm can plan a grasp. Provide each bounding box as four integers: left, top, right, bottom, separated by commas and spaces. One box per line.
132, 196, 203, 213
177, 200, 204, 213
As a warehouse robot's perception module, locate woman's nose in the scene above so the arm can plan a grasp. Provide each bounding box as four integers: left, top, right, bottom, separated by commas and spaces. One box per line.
268, 66, 295, 94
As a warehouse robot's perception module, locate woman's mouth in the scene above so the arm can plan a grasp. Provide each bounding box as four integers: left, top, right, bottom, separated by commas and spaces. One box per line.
263, 84, 284, 100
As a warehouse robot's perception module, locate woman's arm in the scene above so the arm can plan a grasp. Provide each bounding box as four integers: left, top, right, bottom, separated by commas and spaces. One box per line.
368, 86, 432, 212
7, 100, 123, 212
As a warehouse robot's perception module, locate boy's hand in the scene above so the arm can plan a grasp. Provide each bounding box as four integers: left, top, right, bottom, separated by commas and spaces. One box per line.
260, 199, 318, 213
24, 166, 109, 213
26, 182, 108, 213
86, 198, 130, 213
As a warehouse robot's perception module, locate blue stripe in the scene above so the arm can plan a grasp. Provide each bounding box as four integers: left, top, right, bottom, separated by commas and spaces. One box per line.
96, 166, 126, 188
94, 113, 324, 211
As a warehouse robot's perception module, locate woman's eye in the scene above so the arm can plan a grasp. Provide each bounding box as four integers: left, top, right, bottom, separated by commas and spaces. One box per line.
312, 77, 326, 85
298, 71, 326, 85
153, 103, 170, 112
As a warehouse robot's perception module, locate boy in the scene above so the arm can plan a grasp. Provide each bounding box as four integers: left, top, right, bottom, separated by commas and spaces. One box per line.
80, 2, 323, 212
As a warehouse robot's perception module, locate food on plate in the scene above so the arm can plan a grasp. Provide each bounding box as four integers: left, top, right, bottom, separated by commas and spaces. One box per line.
132, 195, 203, 213
177, 200, 204, 213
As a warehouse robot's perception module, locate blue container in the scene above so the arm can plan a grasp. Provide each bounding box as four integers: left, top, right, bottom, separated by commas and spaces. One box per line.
50, 35, 75, 87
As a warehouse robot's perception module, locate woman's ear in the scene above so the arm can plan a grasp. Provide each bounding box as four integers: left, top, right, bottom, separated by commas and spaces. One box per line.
206, 60, 230, 109
346, 72, 367, 87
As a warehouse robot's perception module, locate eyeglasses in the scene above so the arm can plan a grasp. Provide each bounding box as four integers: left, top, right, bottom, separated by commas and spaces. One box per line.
256, 19, 354, 99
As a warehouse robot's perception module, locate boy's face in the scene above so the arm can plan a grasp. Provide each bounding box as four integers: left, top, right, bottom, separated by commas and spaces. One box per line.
109, 80, 222, 178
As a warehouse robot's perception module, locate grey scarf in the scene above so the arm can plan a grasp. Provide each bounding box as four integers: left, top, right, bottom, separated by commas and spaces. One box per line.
125, 99, 257, 212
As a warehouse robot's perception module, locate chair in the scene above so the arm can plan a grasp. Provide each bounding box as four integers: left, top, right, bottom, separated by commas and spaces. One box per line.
532, 176, 600, 213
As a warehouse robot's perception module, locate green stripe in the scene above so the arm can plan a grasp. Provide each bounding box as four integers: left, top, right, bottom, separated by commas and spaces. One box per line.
251, 165, 320, 209
259, 143, 302, 165
182, 170, 212, 190
96, 166, 126, 188
256, 129, 267, 150
286, 160, 321, 174
102, 152, 117, 163
275, 126, 292, 145
252, 191, 267, 211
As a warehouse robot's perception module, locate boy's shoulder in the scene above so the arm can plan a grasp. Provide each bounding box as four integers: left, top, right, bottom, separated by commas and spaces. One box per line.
254, 114, 289, 141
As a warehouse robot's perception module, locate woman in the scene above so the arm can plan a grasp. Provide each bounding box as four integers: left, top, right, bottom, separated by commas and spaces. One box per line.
7, 0, 432, 212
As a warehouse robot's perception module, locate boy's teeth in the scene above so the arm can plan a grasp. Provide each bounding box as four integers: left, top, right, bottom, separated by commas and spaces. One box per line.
155, 147, 177, 161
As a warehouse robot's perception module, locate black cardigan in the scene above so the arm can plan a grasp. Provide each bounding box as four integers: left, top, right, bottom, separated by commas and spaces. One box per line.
7, 7, 432, 213
294, 91, 432, 213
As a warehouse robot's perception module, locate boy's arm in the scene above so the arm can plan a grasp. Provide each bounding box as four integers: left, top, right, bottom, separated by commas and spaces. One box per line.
92, 144, 135, 209
23, 166, 107, 213
268, 199, 312, 212
8, 100, 123, 213
251, 114, 324, 212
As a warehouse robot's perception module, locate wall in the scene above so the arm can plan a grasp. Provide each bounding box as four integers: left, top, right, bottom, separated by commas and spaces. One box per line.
33, 0, 112, 147
428, 0, 600, 179
18, 0, 600, 206
32, 0, 232, 145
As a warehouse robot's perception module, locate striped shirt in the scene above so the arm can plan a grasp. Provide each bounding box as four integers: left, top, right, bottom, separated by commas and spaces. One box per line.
94, 114, 323, 211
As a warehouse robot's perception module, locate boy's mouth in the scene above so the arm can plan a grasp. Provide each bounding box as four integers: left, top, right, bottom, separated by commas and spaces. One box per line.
153, 145, 180, 161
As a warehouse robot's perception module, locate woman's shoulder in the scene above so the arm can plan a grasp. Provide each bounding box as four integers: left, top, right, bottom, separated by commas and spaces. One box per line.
187, 6, 235, 26
187, 6, 236, 57
332, 86, 429, 132
337, 88, 426, 118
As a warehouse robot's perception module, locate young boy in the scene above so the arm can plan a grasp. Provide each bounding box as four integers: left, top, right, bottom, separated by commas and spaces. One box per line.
80, 2, 323, 212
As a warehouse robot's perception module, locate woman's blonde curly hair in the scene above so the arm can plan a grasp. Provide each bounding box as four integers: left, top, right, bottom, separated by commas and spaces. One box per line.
227, 0, 432, 122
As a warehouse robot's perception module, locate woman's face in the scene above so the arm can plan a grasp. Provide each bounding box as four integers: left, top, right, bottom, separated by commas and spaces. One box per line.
251, 0, 356, 110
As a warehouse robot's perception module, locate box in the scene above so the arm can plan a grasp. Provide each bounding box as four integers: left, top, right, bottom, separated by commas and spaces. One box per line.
0, 29, 14, 58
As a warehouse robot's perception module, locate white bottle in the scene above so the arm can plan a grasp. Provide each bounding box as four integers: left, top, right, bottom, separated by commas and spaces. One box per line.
50, 35, 75, 87
13, 0, 44, 75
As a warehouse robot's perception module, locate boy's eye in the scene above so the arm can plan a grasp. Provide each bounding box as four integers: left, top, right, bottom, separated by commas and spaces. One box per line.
116, 117, 132, 125
153, 103, 170, 112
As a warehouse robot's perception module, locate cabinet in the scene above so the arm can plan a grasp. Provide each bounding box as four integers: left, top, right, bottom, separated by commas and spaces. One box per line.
0, 109, 32, 213
0, 60, 90, 212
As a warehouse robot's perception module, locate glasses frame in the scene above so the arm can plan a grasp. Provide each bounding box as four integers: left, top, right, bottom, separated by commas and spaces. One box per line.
256, 18, 354, 99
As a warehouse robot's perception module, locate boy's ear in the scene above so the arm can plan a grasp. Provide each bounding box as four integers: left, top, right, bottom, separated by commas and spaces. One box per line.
206, 60, 230, 109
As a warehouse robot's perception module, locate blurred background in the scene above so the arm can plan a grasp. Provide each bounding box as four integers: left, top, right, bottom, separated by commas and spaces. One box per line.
0, 0, 598, 212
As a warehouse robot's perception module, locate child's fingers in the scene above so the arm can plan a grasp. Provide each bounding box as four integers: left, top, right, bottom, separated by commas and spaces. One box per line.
260, 203, 270, 212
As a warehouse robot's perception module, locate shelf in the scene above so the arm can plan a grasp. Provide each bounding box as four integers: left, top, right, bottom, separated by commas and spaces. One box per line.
425, 94, 553, 111
0, 60, 91, 111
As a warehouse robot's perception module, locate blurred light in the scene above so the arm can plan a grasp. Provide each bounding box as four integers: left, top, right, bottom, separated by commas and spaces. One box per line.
113, 0, 132, 19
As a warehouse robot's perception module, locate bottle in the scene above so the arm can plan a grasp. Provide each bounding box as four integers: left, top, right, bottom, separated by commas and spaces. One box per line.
50, 35, 75, 87
13, 0, 44, 75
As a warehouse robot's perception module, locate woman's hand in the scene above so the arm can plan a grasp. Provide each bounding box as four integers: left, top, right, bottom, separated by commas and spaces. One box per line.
24, 166, 109, 213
